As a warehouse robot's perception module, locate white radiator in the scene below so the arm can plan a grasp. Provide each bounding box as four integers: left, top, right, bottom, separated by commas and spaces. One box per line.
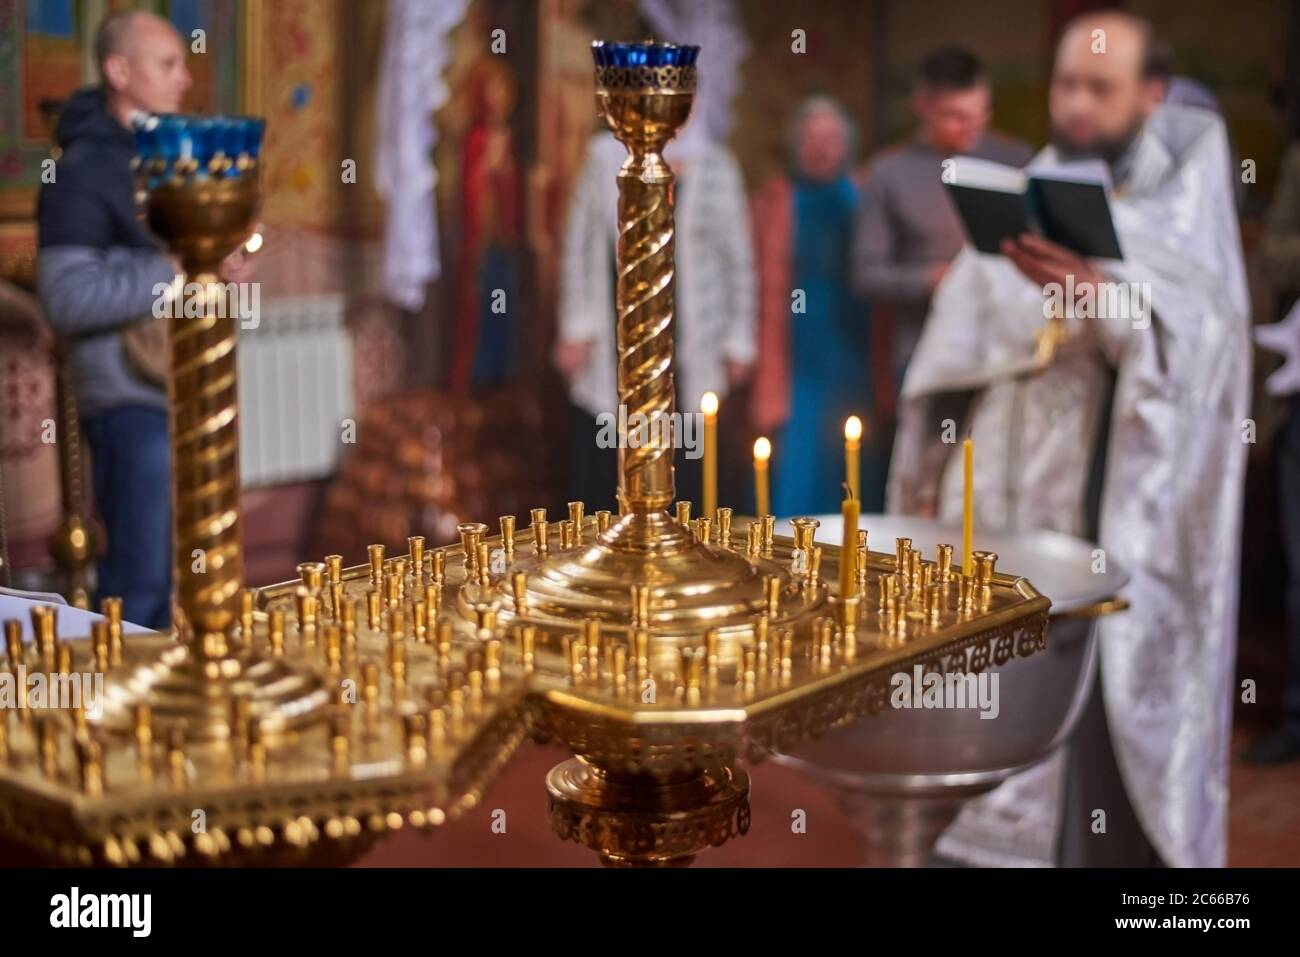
236, 294, 354, 488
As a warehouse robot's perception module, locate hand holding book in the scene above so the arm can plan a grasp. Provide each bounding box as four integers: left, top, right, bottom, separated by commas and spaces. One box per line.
944, 156, 1124, 260
1000, 233, 1106, 292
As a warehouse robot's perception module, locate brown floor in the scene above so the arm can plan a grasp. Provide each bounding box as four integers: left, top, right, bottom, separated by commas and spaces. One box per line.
354, 730, 1300, 868
1227, 725, 1300, 867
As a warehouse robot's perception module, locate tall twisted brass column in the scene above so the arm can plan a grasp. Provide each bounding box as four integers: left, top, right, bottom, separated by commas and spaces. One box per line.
169, 264, 243, 653
92, 137, 329, 743
498, 43, 822, 641
532, 43, 763, 865
613, 147, 679, 513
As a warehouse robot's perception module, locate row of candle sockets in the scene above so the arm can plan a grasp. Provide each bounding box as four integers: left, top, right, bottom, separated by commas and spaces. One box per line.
0, 612, 507, 794
3, 512, 999, 697
281, 514, 1001, 697
877, 539, 1002, 644
132, 113, 265, 185
5, 598, 125, 679
699, 394, 868, 599
0, 661, 503, 800
0, 586, 504, 789
1, 666, 512, 867
0, 606, 181, 795
0, 601, 124, 784
290, 506, 999, 635
0, 543, 1005, 791
716, 404, 977, 606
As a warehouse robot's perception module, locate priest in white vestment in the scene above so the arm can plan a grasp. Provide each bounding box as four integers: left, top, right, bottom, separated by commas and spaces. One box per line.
888, 12, 1250, 867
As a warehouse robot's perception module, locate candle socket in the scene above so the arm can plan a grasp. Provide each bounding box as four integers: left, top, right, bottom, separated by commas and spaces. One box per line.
531, 508, 549, 556
716, 507, 733, 548
500, 516, 516, 558
568, 502, 585, 544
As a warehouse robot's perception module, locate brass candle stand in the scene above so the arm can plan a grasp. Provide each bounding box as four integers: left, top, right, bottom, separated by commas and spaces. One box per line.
94, 120, 330, 743
0, 117, 531, 866
0, 53, 1051, 869
259, 43, 1051, 867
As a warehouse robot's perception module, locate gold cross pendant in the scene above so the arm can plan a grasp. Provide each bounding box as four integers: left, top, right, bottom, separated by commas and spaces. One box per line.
1033, 312, 1069, 368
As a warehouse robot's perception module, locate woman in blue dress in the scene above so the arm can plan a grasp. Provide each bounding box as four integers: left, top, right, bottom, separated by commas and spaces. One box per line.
750, 98, 884, 517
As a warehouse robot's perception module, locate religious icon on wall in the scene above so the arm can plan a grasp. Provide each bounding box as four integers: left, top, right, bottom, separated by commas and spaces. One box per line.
448, 58, 524, 394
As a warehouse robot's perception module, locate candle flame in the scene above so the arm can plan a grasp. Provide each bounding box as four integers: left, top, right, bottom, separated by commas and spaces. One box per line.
700, 391, 719, 416
844, 415, 862, 442
753, 436, 771, 463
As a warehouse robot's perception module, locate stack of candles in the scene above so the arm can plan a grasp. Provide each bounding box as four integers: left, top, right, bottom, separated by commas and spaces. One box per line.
695, 393, 977, 593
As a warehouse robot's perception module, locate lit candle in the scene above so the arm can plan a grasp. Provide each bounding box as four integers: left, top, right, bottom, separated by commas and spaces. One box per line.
701, 392, 718, 521
962, 437, 974, 574
844, 416, 862, 501
839, 486, 859, 598
753, 437, 771, 517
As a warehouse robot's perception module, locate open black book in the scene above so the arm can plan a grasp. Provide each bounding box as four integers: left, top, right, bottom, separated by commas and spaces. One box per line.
944, 156, 1124, 260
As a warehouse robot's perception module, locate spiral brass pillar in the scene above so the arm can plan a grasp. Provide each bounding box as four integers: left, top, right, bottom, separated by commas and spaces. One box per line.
168, 265, 244, 653
498, 42, 808, 647
528, 41, 779, 865
91, 127, 329, 743
612, 147, 681, 512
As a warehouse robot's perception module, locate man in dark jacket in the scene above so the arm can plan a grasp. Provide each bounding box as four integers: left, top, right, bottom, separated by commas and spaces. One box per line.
36, 11, 191, 629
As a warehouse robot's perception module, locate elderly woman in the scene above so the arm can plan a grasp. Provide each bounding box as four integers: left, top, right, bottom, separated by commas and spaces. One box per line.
750, 97, 883, 516
554, 120, 756, 511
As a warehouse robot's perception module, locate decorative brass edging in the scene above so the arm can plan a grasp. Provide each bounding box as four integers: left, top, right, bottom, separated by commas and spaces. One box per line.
593, 64, 697, 94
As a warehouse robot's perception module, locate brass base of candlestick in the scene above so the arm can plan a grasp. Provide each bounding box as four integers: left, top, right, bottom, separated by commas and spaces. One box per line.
546, 758, 750, 867
96, 642, 333, 742
497, 510, 826, 670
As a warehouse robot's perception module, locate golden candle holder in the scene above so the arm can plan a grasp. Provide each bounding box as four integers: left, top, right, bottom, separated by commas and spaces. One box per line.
258, 43, 1050, 867
92, 120, 331, 743
0, 60, 1051, 869
0, 117, 530, 866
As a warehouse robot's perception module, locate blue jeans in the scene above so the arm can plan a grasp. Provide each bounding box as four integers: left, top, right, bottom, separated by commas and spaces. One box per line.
83, 406, 171, 630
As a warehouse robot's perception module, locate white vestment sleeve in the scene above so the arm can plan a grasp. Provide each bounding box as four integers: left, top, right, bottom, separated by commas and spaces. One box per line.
887, 247, 990, 516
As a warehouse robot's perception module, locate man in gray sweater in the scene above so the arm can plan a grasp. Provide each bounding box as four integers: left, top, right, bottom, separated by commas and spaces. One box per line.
852, 47, 1033, 392
36, 11, 191, 629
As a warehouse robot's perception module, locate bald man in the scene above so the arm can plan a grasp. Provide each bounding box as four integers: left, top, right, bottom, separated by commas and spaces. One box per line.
889, 12, 1249, 867
35, 11, 193, 630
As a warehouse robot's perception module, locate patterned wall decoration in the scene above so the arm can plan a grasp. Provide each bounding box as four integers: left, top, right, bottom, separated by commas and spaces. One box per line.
729, 0, 876, 188
250, 0, 342, 233
19, 0, 78, 142
0, 0, 240, 224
